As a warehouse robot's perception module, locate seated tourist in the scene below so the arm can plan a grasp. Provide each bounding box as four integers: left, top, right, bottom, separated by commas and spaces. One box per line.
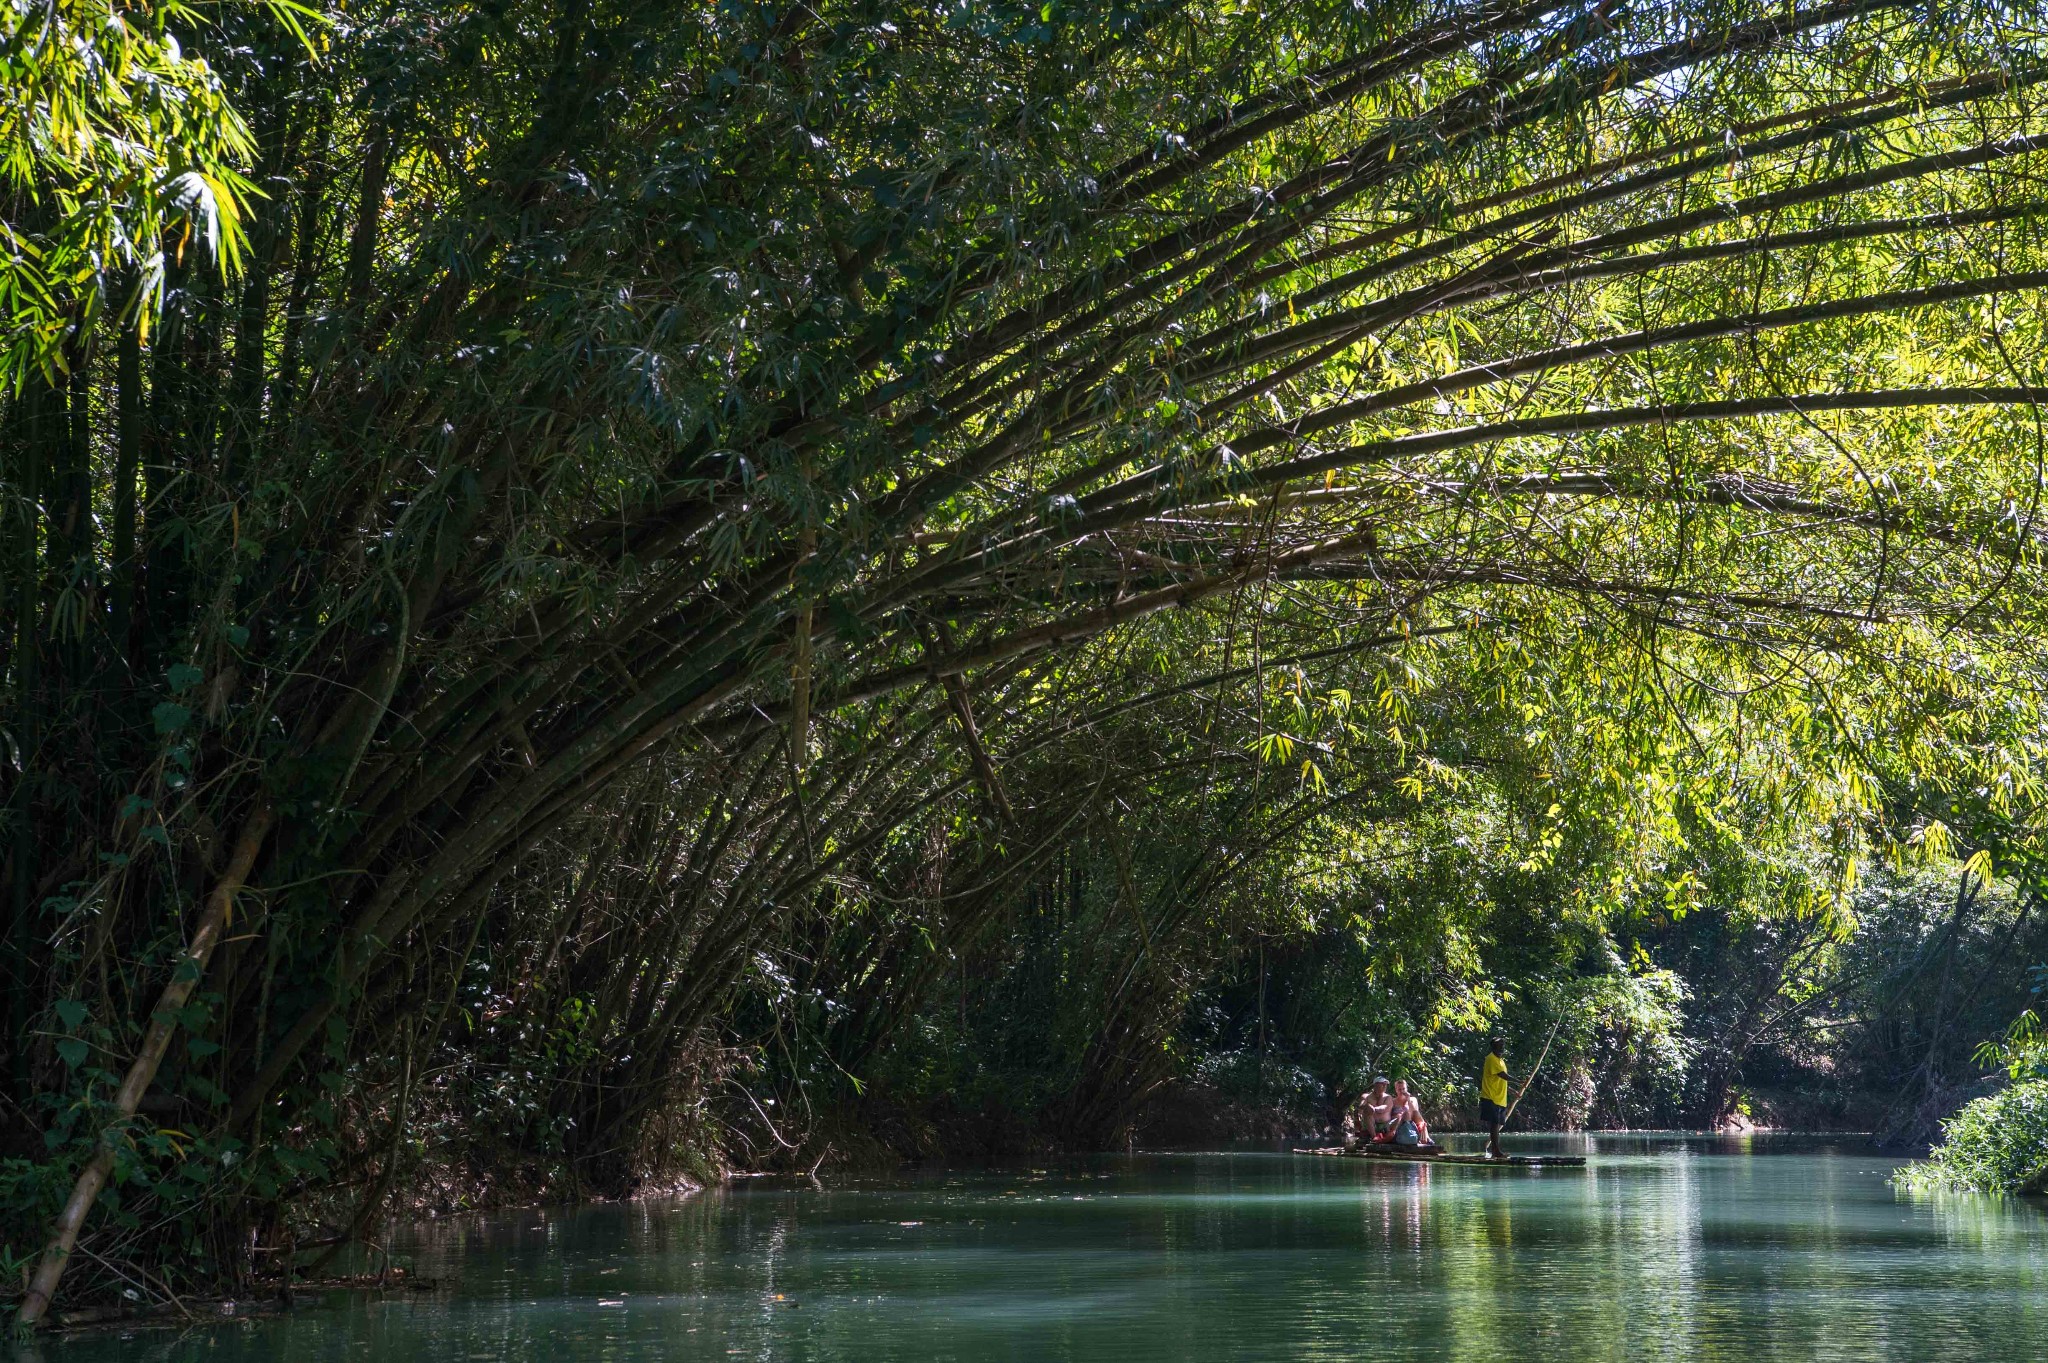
1387, 1079, 1435, 1149
1355, 1076, 1396, 1144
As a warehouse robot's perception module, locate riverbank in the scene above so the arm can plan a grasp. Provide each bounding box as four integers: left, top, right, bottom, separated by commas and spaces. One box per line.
21, 1272, 442, 1337
1893, 1079, 2048, 1195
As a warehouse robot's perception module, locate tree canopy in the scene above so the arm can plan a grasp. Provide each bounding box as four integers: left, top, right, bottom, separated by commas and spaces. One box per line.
4, 0, 2048, 1321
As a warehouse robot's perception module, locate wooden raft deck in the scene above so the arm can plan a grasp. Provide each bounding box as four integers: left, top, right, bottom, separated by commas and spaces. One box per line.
1295, 1144, 1587, 1168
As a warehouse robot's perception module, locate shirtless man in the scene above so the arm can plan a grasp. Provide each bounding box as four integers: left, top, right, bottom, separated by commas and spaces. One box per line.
1387, 1079, 1435, 1149
1354, 1076, 1396, 1144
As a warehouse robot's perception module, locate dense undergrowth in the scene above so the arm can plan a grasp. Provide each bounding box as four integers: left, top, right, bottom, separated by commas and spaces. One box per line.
6, 0, 2048, 1322
1896, 1081, 2048, 1195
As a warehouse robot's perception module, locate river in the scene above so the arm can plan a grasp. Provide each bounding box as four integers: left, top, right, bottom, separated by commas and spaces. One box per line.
35, 1135, 2048, 1361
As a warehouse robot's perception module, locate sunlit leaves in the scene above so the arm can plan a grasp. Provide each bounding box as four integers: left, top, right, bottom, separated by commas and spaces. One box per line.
0, 0, 322, 381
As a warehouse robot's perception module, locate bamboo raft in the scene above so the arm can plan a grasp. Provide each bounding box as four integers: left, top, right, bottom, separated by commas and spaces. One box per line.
1295, 1144, 1587, 1168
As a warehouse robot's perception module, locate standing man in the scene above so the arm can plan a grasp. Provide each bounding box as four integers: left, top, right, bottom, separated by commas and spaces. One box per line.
1480, 1036, 1510, 1160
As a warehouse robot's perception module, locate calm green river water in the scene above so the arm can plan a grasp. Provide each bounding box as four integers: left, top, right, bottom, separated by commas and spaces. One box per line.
34, 1135, 2048, 1362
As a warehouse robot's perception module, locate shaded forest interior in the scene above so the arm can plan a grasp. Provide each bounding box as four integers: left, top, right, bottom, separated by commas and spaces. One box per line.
5, 0, 2048, 1317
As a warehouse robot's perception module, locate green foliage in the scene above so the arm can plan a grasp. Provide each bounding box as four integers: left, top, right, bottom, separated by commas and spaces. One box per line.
9, 0, 2048, 1309
0, 0, 318, 381
1975, 1008, 2046, 1080
1896, 1079, 2048, 1195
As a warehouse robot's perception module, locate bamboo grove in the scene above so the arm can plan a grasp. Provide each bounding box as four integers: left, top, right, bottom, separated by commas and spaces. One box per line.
6, 0, 2048, 1316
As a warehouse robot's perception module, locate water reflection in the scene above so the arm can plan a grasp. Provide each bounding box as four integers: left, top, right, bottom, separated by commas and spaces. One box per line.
40, 1136, 2048, 1363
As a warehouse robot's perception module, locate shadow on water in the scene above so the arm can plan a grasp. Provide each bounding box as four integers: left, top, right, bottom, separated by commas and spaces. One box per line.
34, 1135, 2048, 1362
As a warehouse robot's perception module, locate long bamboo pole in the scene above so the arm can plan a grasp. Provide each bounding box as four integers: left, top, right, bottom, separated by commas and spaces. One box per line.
16, 806, 274, 1330
1503, 1013, 1565, 1127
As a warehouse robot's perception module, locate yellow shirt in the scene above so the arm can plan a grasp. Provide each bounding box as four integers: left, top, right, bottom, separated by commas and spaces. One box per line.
1481, 1052, 1509, 1106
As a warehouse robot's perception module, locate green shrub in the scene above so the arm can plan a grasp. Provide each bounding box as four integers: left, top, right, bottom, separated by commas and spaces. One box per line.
1896, 1080, 2048, 1196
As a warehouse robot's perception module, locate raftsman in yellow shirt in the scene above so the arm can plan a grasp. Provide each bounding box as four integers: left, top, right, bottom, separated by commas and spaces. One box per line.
1481, 1052, 1509, 1106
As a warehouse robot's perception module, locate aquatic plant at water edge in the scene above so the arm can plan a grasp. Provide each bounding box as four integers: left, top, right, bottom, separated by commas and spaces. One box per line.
1895, 1079, 2048, 1195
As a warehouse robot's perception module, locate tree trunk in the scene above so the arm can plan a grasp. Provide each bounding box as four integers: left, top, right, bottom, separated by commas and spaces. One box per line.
16, 807, 274, 1329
